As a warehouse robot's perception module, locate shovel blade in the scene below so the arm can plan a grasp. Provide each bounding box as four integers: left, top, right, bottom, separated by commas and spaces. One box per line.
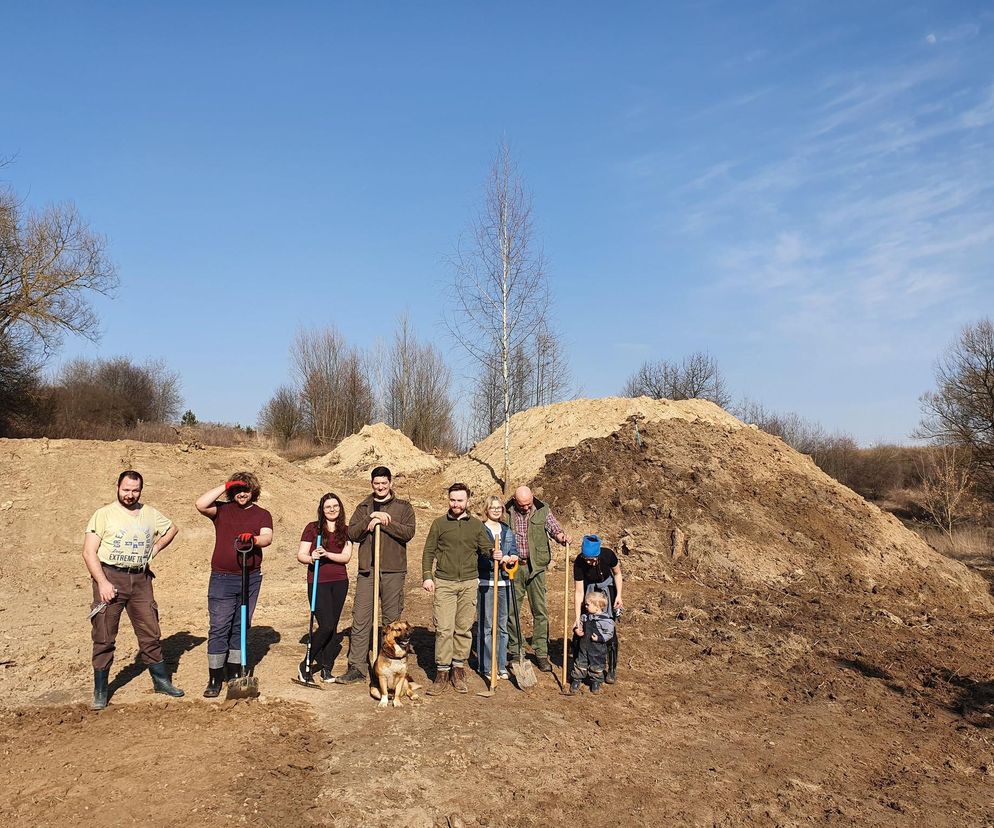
509, 659, 538, 689
226, 675, 260, 700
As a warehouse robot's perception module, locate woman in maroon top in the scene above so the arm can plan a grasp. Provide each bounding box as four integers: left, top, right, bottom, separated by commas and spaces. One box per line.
195, 471, 274, 698
296, 492, 353, 683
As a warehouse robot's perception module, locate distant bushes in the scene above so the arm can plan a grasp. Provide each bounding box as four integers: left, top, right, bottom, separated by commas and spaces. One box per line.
0, 354, 254, 448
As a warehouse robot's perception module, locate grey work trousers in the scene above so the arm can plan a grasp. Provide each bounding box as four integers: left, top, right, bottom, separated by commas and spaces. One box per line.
346, 570, 405, 677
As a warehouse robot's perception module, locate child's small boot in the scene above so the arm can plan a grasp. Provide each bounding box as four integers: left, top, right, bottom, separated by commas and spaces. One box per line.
569, 678, 582, 694
590, 679, 603, 694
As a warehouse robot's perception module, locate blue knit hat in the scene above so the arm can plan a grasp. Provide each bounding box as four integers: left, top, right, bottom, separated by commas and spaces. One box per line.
581, 534, 602, 558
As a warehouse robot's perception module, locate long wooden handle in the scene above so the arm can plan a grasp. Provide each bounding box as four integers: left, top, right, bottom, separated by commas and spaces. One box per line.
372, 523, 381, 662
563, 541, 570, 688
490, 535, 500, 690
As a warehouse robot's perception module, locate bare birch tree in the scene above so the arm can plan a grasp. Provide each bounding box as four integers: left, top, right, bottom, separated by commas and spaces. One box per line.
447, 141, 548, 489
532, 318, 571, 407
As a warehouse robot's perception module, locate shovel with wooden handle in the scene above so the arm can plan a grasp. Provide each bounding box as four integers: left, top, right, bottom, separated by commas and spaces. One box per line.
504, 561, 538, 689
562, 541, 571, 693
371, 523, 382, 665
477, 535, 501, 698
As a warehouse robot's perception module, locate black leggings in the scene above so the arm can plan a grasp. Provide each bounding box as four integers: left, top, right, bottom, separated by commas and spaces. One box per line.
309, 580, 349, 668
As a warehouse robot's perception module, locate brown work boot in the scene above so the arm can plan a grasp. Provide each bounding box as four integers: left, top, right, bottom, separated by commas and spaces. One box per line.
451, 665, 468, 693
426, 669, 450, 696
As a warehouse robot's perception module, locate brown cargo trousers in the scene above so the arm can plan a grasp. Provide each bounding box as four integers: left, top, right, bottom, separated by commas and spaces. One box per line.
91, 564, 163, 670
346, 570, 406, 677
432, 577, 478, 668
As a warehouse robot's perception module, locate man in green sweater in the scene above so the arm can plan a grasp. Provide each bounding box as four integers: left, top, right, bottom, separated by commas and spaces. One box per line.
422, 483, 495, 695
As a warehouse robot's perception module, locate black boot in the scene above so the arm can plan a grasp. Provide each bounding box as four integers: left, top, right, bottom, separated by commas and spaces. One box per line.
91, 668, 110, 710
203, 667, 224, 698
149, 662, 185, 697
225, 662, 242, 682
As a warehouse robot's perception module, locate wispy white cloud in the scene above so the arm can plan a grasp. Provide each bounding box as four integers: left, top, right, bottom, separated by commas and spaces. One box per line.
659, 35, 994, 344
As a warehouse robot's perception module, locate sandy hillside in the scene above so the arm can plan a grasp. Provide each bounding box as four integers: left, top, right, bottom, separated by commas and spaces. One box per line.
1, 401, 993, 827
304, 422, 443, 478
442, 396, 743, 496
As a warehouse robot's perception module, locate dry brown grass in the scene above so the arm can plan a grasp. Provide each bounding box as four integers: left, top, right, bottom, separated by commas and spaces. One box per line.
36, 420, 255, 448
273, 436, 328, 463
918, 524, 992, 560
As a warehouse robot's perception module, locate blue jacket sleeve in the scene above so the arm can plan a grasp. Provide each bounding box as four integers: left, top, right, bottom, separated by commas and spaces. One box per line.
502, 524, 519, 558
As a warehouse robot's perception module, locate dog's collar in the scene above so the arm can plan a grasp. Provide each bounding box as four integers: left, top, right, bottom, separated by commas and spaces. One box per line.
384, 641, 411, 659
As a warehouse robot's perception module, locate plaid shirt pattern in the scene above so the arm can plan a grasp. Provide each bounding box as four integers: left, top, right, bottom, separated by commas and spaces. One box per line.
510, 506, 563, 560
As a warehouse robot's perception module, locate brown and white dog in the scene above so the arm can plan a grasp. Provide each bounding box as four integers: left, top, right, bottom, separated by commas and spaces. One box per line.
370, 620, 421, 708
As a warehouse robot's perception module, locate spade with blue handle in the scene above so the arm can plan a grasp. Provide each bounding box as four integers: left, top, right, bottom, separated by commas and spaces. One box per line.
226, 536, 261, 700
292, 533, 323, 689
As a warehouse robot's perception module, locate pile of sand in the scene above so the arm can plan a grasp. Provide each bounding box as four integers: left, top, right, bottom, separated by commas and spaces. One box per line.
304, 422, 442, 478
442, 396, 744, 495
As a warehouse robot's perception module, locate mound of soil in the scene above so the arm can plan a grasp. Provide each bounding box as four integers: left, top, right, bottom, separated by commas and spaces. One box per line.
304, 422, 442, 477
442, 396, 743, 497
534, 417, 992, 612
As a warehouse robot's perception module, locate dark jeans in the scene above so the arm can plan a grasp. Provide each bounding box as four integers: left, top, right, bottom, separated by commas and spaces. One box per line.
308, 580, 348, 669
91, 564, 163, 670
474, 582, 509, 676
572, 636, 609, 680
207, 570, 262, 667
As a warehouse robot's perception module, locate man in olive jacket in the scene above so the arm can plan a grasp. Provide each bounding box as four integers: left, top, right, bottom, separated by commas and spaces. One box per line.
506, 485, 571, 672
422, 483, 495, 695
336, 466, 417, 684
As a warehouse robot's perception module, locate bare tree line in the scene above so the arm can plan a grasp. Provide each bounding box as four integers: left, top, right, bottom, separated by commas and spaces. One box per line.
623, 351, 731, 409
258, 316, 454, 451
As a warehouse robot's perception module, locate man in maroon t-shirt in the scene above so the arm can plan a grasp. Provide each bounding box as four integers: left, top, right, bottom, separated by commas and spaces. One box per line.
195, 471, 274, 697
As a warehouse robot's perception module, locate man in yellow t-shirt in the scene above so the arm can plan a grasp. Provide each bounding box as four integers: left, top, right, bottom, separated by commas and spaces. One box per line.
82, 470, 183, 710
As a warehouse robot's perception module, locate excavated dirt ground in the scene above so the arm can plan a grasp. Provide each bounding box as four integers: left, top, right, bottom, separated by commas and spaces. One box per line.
1, 415, 993, 827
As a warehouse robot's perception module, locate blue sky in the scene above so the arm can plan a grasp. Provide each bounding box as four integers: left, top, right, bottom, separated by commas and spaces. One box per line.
3, 1, 992, 443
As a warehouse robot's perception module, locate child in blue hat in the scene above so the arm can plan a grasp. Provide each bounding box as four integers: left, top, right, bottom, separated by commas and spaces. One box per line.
570, 534, 624, 693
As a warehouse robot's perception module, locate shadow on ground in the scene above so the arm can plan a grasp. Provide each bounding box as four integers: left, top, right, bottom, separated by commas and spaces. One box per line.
108, 630, 205, 698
